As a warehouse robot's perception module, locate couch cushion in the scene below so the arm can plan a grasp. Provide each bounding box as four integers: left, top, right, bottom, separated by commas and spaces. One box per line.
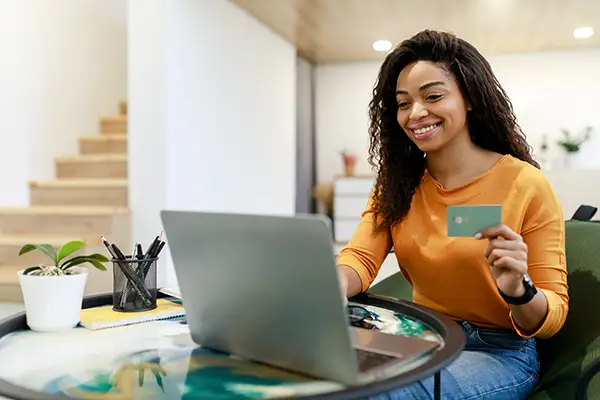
531, 220, 600, 397
368, 270, 413, 301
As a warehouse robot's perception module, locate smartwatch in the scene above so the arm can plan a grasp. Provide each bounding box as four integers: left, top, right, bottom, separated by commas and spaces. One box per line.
498, 274, 537, 305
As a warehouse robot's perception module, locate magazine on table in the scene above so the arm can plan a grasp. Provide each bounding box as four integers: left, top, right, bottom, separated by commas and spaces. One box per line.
159, 286, 182, 300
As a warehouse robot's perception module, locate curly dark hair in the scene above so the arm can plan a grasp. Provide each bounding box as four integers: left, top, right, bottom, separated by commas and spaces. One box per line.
368, 29, 539, 232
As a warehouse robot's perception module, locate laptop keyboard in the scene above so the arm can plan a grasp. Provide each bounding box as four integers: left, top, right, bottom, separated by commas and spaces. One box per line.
355, 348, 398, 372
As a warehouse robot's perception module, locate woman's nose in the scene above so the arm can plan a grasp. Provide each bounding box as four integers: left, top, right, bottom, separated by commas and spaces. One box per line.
409, 102, 429, 120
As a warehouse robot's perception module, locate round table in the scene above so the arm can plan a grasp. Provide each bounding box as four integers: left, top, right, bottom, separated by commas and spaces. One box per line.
0, 292, 464, 399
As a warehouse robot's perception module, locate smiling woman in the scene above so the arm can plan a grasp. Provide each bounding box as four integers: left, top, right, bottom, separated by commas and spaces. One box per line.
396, 74, 467, 146
336, 30, 569, 399
367, 30, 539, 232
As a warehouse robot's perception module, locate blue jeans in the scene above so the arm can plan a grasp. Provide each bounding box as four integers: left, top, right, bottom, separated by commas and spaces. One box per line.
371, 321, 540, 400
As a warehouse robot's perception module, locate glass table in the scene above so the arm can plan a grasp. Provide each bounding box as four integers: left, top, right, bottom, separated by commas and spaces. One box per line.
0, 293, 464, 399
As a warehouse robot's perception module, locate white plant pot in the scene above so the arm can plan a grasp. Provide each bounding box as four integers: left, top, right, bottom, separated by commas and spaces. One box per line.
564, 151, 585, 169
17, 266, 89, 332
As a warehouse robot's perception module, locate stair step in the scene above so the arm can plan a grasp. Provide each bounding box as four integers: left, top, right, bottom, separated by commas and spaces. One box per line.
0, 206, 130, 245
0, 235, 85, 267
119, 100, 127, 116
0, 265, 20, 284
0, 281, 23, 303
79, 135, 127, 155
0, 259, 114, 303
29, 179, 128, 207
100, 116, 127, 135
55, 154, 127, 179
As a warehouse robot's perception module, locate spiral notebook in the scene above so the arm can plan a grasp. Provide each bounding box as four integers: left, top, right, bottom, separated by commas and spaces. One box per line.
79, 298, 185, 330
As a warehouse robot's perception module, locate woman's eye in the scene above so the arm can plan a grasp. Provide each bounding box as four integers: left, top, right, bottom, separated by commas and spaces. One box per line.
398, 101, 410, 109
426, 94, 442, 101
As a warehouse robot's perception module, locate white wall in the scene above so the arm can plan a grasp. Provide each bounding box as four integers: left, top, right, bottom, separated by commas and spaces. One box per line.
296, 57, 316, 214
128, 0, 297, 288
315, 62, 379, 183
488, 48, 600, 170
315, 48, 600, 183
128, 0, 169, 284
0, 0, 127, 207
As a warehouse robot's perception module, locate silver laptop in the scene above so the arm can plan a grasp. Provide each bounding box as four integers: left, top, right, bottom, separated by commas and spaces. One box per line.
160, 210, 440, 385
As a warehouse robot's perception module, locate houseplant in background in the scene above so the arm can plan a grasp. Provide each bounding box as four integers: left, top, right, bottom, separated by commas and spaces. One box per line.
17, 240, 109, 332
341, 150, 357, 177
557, 126, 593, 168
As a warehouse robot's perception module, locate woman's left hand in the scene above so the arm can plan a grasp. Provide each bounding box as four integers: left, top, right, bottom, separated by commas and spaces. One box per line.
475, 225, 528, 297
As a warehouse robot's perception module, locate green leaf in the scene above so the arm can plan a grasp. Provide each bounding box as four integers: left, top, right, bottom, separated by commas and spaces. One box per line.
57, 240, 86, 264
60, 257, 91, 269
60, 253, 109, 268
23, 266, 42, 275
63, 257, 107, 272
89, 253, 110, 262
18, 244, 57, 265
86, 258, 108, 272
18, 244, 35, 256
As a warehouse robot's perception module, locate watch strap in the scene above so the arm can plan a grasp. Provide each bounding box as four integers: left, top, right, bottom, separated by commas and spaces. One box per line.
498, 276, 537, 305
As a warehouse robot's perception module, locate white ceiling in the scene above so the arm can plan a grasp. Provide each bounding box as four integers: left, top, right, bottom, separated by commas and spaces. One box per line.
232, 0, 600, 63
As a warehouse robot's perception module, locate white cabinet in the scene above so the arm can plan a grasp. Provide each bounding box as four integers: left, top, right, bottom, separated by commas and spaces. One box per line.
333, 177, 374, 242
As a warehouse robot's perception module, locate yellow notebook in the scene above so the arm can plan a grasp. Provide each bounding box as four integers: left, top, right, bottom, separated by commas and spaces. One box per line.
79, 298, 185, 330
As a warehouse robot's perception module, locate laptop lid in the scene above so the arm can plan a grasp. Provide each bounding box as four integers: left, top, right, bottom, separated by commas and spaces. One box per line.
160, 210, 361, 383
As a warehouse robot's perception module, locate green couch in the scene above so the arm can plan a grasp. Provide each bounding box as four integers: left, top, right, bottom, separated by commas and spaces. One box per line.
368, 219, 600, 399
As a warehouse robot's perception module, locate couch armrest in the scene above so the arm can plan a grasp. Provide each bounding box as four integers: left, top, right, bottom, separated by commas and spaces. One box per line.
575, 357, 600, 400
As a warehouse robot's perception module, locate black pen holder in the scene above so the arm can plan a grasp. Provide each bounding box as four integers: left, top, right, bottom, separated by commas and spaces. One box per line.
112, 257, 158, 312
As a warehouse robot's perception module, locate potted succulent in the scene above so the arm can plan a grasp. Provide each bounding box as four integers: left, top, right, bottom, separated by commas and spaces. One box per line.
557, 126, 592, 153
557, 126, 593, 168
17, 240, 109, 332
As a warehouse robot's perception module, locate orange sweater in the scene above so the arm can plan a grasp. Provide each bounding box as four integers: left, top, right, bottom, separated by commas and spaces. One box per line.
337, 155, 569, 339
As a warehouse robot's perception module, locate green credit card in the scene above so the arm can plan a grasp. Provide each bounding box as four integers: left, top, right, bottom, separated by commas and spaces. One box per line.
447, 205, 502, 237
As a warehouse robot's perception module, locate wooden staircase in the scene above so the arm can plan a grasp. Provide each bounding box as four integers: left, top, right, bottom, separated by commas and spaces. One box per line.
0, 101, 131, 302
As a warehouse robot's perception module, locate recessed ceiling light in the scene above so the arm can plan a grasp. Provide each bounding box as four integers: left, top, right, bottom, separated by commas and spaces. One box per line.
573, 26, 594, 39
373, 40, 392, 52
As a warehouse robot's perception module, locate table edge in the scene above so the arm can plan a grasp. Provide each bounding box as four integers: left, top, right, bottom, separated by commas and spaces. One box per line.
0, 293, 465, 400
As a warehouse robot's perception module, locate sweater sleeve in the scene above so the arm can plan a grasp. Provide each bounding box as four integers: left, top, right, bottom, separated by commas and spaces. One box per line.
511, 175, 569, 339
336, 193, 393, 292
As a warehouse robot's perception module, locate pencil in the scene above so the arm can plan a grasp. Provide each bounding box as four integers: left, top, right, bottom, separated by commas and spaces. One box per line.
106, 238, 153, 308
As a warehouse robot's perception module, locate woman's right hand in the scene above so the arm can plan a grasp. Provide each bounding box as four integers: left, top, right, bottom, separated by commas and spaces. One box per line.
337, 267, 349, 306
337, 265, 363, 303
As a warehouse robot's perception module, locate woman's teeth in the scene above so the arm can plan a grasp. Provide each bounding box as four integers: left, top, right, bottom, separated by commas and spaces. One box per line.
413, 124, 439, 135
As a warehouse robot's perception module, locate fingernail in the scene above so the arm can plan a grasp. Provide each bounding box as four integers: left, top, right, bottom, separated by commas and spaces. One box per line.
474, 232, 482, 239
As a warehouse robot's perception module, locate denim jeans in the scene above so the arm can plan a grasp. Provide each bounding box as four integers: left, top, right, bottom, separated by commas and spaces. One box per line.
370, 321, 540, 400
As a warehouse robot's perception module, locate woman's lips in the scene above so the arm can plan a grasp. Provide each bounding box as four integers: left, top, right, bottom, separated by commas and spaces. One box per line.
411, 123, 441, 140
